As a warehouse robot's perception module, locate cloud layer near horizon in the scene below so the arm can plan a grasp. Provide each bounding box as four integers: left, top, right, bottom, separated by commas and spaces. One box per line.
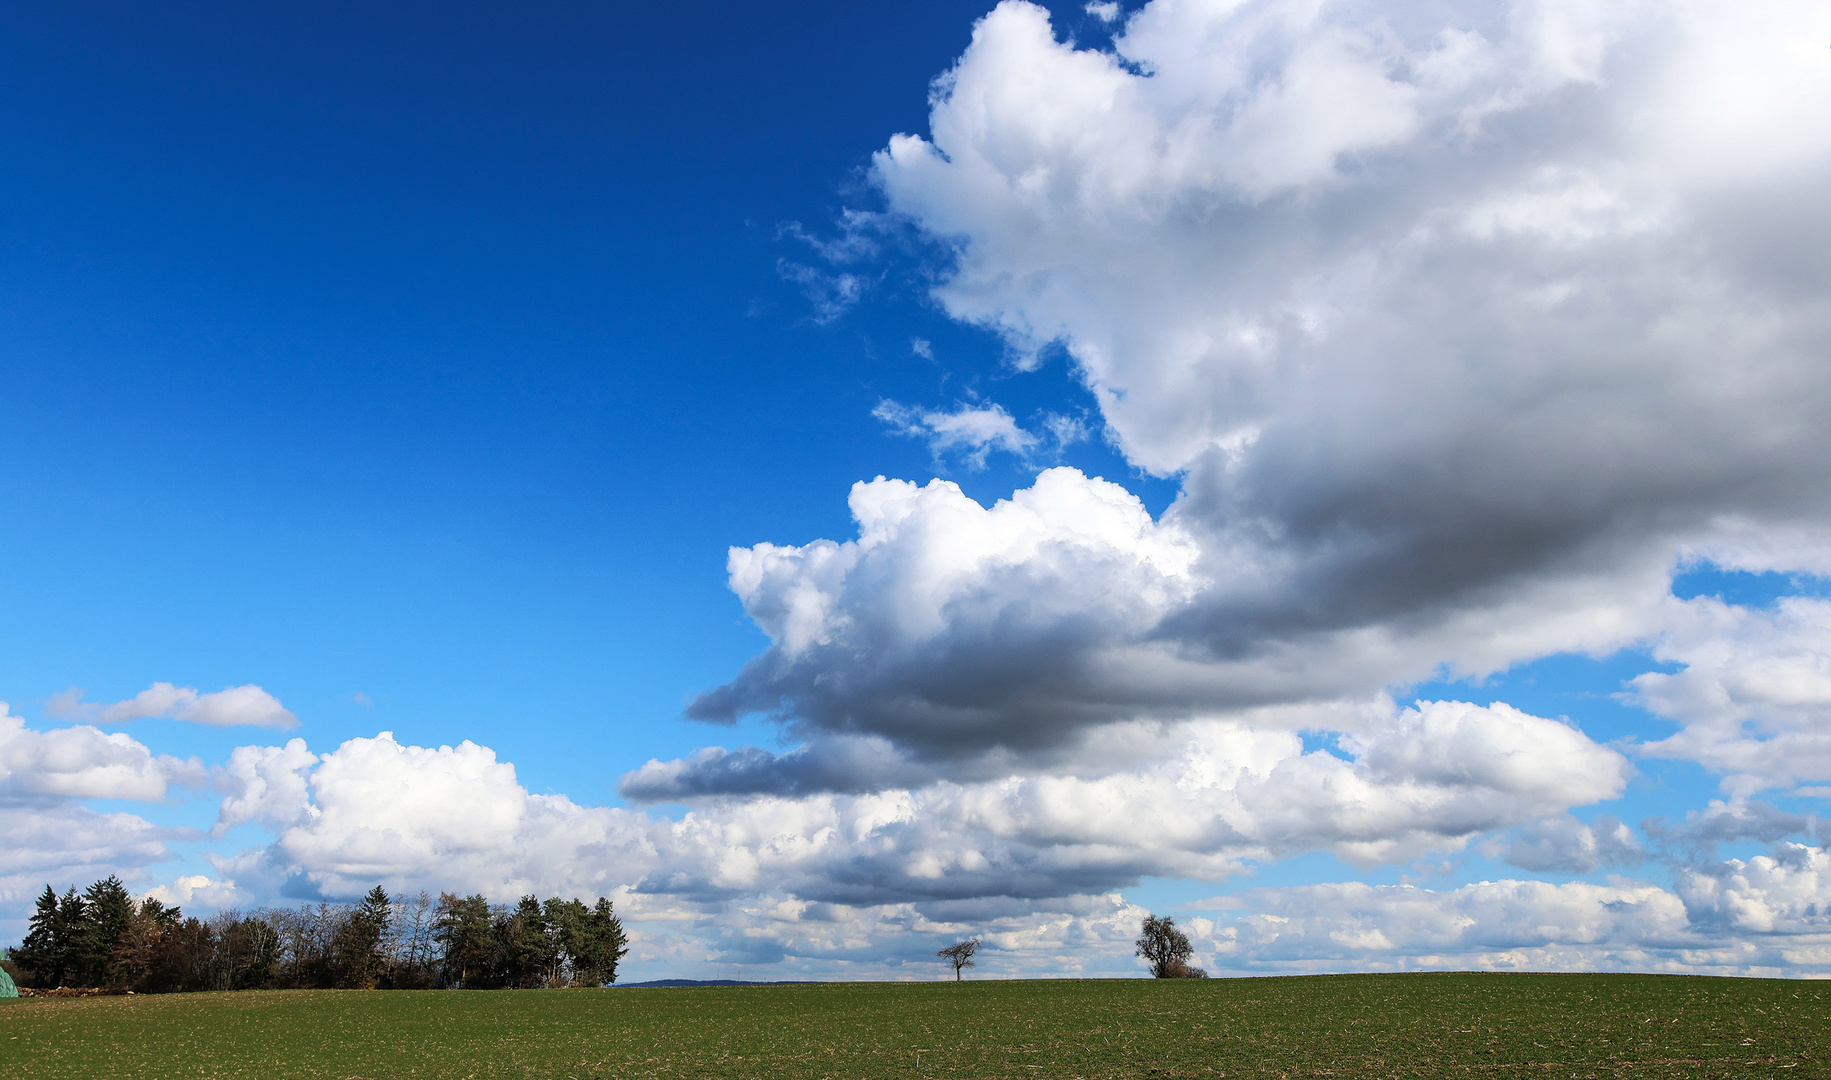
3, 701, 1826, 977
224, 700, 1624, 904
145, 723, 1831, 977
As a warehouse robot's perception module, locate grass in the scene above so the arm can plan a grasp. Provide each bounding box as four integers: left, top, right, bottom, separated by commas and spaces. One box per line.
1, 972, 1825, 1079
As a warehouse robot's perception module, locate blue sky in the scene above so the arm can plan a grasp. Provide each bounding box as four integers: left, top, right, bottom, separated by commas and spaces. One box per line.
0, 0, 1114, 782
6, 0, 1831, 980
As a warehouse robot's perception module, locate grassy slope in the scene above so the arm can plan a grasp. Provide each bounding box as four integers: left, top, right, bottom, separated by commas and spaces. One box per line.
0, 972, 1824, 1079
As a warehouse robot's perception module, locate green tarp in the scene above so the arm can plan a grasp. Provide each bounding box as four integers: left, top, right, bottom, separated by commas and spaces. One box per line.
0, 966, 17, 998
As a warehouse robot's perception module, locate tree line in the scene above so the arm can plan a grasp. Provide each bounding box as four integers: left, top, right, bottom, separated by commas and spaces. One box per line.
4, 876, 627, 992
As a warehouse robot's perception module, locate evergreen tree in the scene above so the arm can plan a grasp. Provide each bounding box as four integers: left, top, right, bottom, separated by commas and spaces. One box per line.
338, 886, 392, 988
9, 886, 69, 987
508, 895, 558, 988
53, 887, 87, 985
432, 893, 496, 989
547, 897, 589, 985
78, 875, 134, 986
571, 897, 628, 987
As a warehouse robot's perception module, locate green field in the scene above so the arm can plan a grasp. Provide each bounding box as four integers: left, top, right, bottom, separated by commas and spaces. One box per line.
2, 973, 1824, 1079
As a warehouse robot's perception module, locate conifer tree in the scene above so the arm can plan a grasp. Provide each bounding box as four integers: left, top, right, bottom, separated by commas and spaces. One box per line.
78, 876, 134, 986
9, 886, 69, 987
338, 886, 392, 988
433, 893, 496, 988
571, 897, 628, 987
509, 895, 558, 988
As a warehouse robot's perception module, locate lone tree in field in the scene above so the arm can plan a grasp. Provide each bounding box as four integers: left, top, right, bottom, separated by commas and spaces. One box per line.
937, 938, 979, 981
1135, 914, 1207, 978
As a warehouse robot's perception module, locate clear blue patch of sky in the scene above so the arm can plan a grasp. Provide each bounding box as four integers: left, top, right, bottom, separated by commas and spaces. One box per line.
1401, 649, 1680, 744
1671, 565, 1831, 607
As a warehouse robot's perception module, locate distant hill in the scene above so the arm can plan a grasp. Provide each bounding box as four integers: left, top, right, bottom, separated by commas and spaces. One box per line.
613, 978, 813, 988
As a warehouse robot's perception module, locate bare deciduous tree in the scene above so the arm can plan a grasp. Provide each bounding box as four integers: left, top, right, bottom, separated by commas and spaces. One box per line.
1135, 914, 1207, 978
937, 938, 979, 981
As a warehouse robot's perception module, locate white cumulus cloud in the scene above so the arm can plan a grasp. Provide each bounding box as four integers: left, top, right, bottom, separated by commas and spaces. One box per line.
212, 701, 1625, 911
851, 0, 1831, 726
0, 705, 203, 804
211, 731, 649, 902
689, 468, 1208, 763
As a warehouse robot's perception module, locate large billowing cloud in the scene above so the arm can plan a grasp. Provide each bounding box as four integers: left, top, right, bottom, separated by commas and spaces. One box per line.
684, 468, 1210, 763
218, 711, 1621, 920
676, 0, 1831, 804
210, 733, 649, 902
611, 0, 1831, 975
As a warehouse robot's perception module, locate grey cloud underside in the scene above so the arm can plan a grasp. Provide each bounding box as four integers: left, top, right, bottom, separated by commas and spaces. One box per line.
1167, 253, 1831, 646
619, 739, 945, 801
686, 629, 1224, 758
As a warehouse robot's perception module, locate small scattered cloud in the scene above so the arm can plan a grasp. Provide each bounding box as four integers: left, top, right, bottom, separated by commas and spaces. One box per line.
1040, 411, 1090, 450
775, 213, 890, 323
873, 399, 1038, 469
777, 261, 867, 324
778, 214, 881, 265
1085, 2, 1121, 23
49, 682, 298, 729
911, 337, 934, 360
352, 691, 373, 708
